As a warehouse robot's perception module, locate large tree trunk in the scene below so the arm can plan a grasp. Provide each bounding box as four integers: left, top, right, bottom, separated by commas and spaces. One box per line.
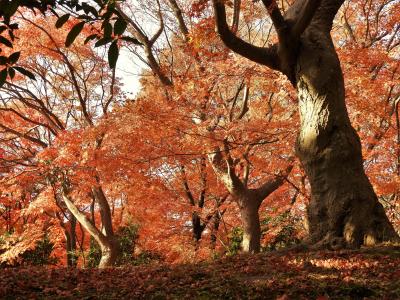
295, 21, 399, 248
239, 198, 261, 253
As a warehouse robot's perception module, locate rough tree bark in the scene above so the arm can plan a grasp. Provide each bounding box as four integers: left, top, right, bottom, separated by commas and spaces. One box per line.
212, 0, 399, 248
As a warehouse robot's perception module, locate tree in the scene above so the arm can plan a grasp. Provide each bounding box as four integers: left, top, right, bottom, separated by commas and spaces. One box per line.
0, 15, 122, 267
212, 0, 399, 248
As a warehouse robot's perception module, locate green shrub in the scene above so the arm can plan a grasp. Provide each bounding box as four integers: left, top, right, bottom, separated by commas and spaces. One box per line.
17, 235, 58, 266
116, 223, 139, 265
86, 236, 102, 268
227, 227, 243, 256
86, 223, 161, 267
261, 211, 301, 251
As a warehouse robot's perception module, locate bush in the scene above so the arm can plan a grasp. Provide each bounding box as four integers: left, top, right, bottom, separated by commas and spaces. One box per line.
20, 235, 59, 266
86, 237, 102, 268
261, 211, 301, 251
116, 223, 139, 265
227, 227, 243, 256
86, 223, 161, 267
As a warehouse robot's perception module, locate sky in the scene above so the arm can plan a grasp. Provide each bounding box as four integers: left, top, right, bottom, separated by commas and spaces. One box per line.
116, 48, 146, 97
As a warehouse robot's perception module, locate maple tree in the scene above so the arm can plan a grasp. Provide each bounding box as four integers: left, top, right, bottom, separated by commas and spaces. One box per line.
0, 15, 125, 267
112, 0, 302, 255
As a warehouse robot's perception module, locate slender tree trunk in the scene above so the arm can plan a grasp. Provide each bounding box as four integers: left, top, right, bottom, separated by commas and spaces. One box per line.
68, 215, 77, 267
192, 212, 204, 243
92, 186, 120, 266
62, 191, 118, 268
210, 211, 221, 250
65, 230, 72, 266
295, 21, 399, 248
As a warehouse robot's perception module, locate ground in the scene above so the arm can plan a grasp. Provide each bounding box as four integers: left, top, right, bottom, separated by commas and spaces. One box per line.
1, 246, 400, 299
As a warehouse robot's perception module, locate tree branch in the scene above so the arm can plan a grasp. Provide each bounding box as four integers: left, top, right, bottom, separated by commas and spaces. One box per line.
212, 0, 280, 70
231, 0, 241, 33
261, 0, 287, 41
237, 85, 250, 119
208, 146, 245, 196
149, 0, 164, 46
167, 0, 189, 40
253, 164, 292, 201
0, 124, 48, 148
180, 165, 196, 206
61, 190, 109, 248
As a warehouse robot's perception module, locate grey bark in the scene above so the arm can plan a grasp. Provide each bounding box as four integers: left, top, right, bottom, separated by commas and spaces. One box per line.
62, 191, 118, 268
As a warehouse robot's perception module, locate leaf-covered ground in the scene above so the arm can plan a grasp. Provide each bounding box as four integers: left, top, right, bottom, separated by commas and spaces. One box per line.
1, 246, 400, 299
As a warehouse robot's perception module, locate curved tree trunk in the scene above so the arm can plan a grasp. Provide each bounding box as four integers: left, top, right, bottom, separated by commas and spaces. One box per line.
98, 238, 119, 268
62, 191, 118, 268
209, 146, 290, 253
295, 20, 399, 248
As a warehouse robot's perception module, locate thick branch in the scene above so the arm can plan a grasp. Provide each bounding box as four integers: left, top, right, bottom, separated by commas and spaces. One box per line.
0, 124, 48, 148
92, 186, 114, 238
212, 0, 280, 70
231, 0, 241, 33
116, 4, 172, 86
237, 85, 250, 119
149, 0, 164, 46
208, 146, 245, 196
261, 0, 287, 41
198, 157, 207, 208
180, 165, 196, 206
253, 165, 293, 201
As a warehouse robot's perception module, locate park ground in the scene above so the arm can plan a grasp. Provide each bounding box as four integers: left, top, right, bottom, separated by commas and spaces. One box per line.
1, 246, 400, 299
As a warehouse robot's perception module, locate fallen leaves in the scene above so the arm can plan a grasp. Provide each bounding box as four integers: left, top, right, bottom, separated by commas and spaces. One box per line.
1, 246, 399, 299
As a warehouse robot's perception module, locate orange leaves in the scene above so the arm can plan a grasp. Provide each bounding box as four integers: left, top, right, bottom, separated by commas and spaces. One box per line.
189, 0, 209, 18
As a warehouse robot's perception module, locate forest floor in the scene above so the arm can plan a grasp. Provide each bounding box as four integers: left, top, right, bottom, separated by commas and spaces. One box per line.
1, 246, 400, 299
